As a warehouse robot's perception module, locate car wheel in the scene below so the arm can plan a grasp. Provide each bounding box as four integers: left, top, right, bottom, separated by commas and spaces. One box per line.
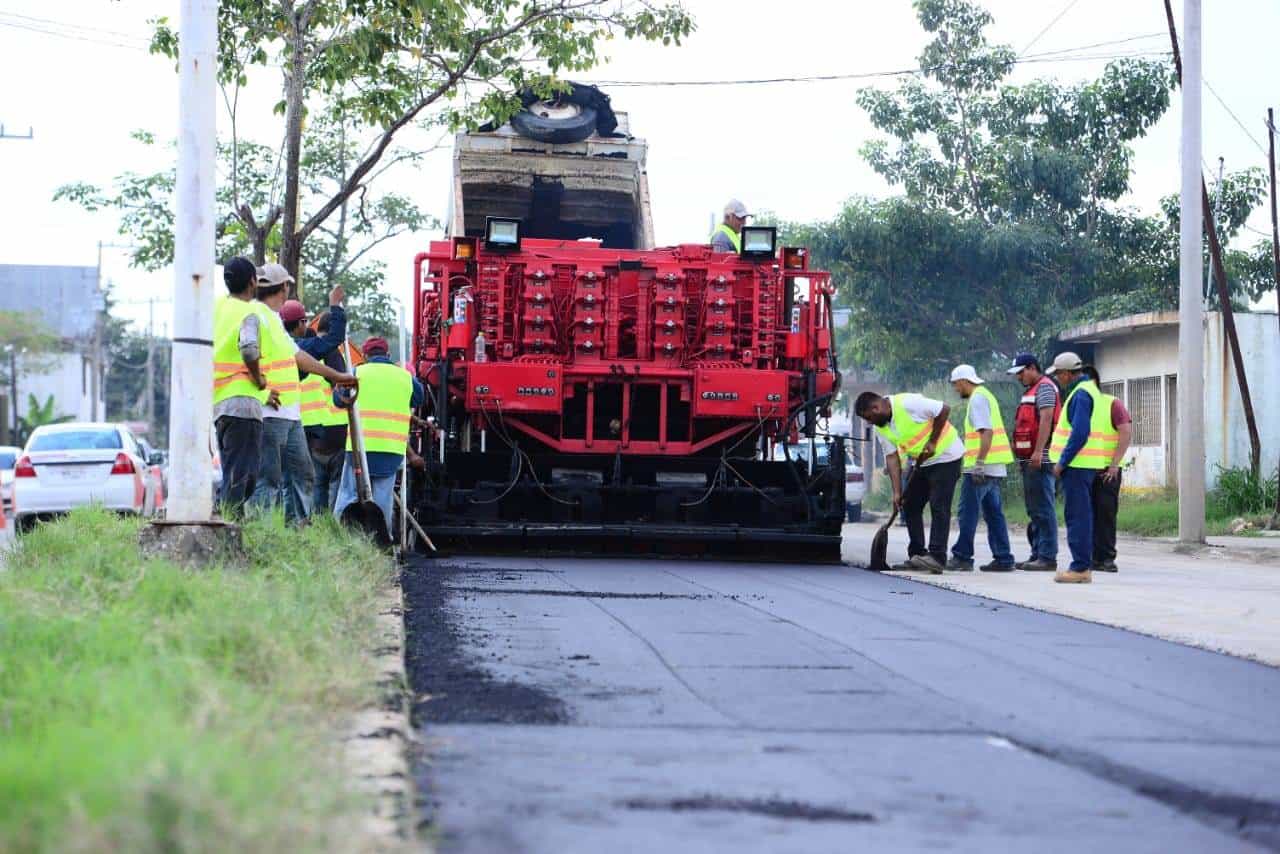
846, 503, 862, 523
511, 84, 600, 143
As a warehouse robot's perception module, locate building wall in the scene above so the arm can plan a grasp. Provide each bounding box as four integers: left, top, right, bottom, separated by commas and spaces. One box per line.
11, 352, 102, 430
1092, 313, 1279, 490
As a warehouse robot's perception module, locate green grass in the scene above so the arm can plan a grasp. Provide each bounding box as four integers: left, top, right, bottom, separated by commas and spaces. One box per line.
0, 507, 394, 853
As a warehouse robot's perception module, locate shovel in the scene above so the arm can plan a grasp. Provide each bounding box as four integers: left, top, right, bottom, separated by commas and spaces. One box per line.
868, 466, 918, 571
338, 346, 392, 546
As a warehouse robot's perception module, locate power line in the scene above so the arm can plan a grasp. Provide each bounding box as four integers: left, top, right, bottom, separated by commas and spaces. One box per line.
1203, 78, 1268, 159
0, 11, 152, 42
1020, 0, 1085, 56
0, 19, 150, 51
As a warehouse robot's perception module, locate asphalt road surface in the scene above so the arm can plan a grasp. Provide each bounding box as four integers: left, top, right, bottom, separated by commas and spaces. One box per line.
404, 555, 1280, 853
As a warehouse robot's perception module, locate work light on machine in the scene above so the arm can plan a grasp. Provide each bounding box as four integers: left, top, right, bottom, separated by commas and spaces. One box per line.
739, 226, 777, 259
484, 216, 522, 251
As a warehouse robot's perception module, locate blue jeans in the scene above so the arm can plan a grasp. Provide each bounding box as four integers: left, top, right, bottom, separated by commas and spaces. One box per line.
1020, 462, 1058, 563
311, 448, 344, 514
333, 456, 397, 539
952, 474, 1014, 565
252, 417, 314, 523
1060, 467, 1098, 572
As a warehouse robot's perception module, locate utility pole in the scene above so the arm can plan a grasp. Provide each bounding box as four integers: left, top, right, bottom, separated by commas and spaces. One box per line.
1267, 108, 1280, 528
1176, 0, 1206, 543
145, 298, 156, 437
1205, 157, 1223, 303
165, 0, 217, 523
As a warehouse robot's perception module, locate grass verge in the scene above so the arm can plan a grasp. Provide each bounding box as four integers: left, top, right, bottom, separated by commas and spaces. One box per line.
0, 507, 394, 853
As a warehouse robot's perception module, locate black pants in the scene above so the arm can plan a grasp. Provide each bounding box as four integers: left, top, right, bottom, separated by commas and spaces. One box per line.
1091, 470, 1121, 564
903, 458, 962, 563
215, 415, 262, 518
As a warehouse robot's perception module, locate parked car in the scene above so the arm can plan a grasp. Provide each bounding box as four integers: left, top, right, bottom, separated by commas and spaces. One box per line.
137, 439, 168, 510
12, 422, 162, 531
0, 444, 20, 518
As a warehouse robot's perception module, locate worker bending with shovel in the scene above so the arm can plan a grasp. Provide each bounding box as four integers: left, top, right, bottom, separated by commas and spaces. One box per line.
855, 391, 965, 574
332, 337, 425, 542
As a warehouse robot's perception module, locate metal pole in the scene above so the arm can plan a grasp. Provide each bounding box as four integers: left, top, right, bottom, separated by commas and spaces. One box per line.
166, 0, 217, 522
398, 302, 408, 551
1177, 0, 1206, 543
1268, 108, 1280, 527
1205, 157, 1223, 302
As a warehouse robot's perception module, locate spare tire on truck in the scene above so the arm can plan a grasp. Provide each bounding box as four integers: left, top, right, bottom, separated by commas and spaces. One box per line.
511, 82, 612, 144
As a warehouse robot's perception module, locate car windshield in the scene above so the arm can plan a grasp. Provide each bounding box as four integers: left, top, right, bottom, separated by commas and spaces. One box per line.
29, 429, 123, 452
0, 451, 16, 470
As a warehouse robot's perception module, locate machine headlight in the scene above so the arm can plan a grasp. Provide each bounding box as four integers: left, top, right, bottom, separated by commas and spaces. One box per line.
485, 217, 522, 251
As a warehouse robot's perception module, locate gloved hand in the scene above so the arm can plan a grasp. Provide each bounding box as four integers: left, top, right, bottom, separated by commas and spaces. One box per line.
970, 470, 987, 485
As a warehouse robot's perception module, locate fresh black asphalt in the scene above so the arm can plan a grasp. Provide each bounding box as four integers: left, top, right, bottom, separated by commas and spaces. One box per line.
404, 555, 1280, 853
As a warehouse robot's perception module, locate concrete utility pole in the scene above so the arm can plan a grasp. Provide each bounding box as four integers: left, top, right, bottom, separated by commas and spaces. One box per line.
1177, 0, 1206, 543
1268, 108, 1280, 528
165, 0, 217, 522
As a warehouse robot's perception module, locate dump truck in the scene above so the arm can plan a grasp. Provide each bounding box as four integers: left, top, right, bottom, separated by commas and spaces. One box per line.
408, 84, 845, 560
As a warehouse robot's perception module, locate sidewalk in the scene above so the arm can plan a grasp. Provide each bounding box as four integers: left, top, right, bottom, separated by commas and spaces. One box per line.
841, 521, 1280, 667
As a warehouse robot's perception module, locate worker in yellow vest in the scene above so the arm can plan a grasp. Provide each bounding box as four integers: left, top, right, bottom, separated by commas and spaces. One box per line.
332, 337, 424, 539
252, 263, 355, 523
709, 199, 750, 253
294, 307, 350, 513
855, 389, 966, 574
211, 258, 275, 516
1048, 351, 1118, 584
947, 365, 1015, 571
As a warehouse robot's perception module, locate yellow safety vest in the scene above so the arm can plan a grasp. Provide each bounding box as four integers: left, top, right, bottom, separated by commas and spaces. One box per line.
300, 373, 346, 428
1049, 381, 1118, 469
346, 361, 412, 456
710, 223, 741, 253
963, 385, 1014, 469
257, 303, 301, 411
874, 393, 960, 460
212, 297, 268, 405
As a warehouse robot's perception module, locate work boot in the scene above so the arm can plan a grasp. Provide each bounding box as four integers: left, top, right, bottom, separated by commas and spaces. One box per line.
1020, 558, 1057, 572
1093, 561, 1118, 573
979, 561, 1015, 572
1054, 569, 1093, 584
889, 559, 917, 572
910, 554, 945, 575
945, 557, 974, 572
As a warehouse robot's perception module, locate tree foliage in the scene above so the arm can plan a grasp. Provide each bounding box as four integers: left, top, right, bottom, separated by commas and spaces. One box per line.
147, 0, 693, 284
794, 0, 1267, 384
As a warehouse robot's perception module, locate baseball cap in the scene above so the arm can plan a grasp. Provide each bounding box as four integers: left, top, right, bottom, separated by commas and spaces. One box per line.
724, 199, 751, 219
362, 336, 390, 357
1005, 353, 1039, 374
1050, 351, 1084, 372
222, 257, 257, 292
949, 364, 984, 384
279, 300, 306, 325
256, 262, 295, 287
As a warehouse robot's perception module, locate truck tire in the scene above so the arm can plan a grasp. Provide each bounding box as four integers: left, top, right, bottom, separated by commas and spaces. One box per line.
512, 84, 601, 143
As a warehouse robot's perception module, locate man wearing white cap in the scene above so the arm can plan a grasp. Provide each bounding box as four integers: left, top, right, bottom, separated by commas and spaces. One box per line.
948, 365, 1015, 571
709, 199, 750, 253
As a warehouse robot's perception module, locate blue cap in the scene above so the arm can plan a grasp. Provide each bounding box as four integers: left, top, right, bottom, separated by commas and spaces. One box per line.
1005, 353, 1039, 374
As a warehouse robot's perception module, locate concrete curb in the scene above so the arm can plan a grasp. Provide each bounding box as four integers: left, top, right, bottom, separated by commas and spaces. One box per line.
341, 576, 420, 851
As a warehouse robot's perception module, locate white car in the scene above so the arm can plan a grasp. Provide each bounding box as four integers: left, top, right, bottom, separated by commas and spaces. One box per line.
13, 422, 161, 531
0, 444, 20, 518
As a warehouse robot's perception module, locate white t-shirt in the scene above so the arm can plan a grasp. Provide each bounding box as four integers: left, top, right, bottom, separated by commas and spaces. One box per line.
261, 308, 302, 422
876, 393, 966, 467
965, 390, 1007, 477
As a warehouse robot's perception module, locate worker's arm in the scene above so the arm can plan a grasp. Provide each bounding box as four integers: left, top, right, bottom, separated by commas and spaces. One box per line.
885, 450, 903, 510
295, 349, 355, 386
1029, 406, 1054, 469
917, 403, 950, 463
410, 375, 425, 408
1106, 421, 1132, 482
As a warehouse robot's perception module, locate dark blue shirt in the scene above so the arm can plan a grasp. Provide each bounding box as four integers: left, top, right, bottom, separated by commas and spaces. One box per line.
336, 354, 424, 478
1058, 377, 1094, 469
293, 305, 346, 361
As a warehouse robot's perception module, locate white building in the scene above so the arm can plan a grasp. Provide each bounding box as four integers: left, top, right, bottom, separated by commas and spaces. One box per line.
1058, 310, 1280, 490
0, 265, 107, 437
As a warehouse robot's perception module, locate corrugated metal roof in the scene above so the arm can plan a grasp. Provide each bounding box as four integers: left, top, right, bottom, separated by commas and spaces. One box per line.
0, 264, 103, 340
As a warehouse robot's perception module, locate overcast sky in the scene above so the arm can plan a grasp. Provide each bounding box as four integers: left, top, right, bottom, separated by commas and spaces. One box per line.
2, 0, 1278, 333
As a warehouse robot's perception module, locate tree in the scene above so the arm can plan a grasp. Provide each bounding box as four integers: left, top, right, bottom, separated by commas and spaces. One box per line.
146, 0, 692, 290
16, 394, 74, 446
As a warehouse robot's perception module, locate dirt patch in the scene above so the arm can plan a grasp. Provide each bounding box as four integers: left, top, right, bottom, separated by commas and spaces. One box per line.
402, 558, 569, 725
619, 795, 875, 823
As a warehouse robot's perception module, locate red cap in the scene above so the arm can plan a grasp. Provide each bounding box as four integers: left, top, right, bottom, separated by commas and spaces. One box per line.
362, 336, 390, 356
279, 300, 306, 325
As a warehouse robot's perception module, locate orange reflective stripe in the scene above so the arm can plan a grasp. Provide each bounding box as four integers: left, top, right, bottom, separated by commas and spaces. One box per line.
300, 401, 327, 412
213, 361, 246, 371
214, 373, 249, 388
271, 382, 300, 393
899, 420, 933, 451
361, 410, 411, 423
363, 429, 407, 442
262, 358, 296, 371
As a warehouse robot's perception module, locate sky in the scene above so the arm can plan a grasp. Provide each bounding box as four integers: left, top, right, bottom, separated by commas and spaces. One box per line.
1, 0, 1278, 334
